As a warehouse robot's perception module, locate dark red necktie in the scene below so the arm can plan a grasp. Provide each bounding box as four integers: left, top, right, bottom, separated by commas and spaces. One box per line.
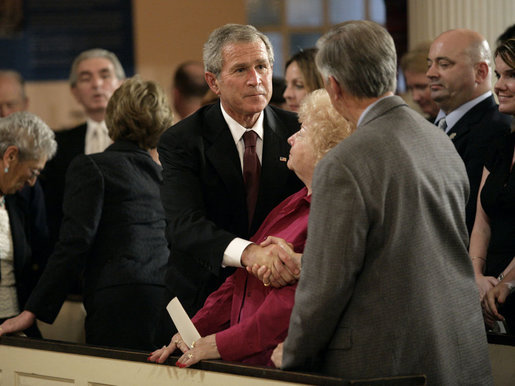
243, 130, 261, 228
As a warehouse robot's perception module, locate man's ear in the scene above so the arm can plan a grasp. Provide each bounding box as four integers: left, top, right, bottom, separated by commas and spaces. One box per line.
205, 72, 221, 96
327, 76, 344, 101
474, 61, 489, 84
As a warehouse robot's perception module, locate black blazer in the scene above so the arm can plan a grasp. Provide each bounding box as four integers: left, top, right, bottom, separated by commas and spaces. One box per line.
4, 195, 37, 311
40, 123, 87, 249
25, 140, 169, 324
447, 95, 511, 233
157, 102, 303, 317
3, 194, 45, 337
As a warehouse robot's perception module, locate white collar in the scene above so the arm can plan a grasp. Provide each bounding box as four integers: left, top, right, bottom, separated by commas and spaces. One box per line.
220, 104, 264, 144
434, 91, 492, 133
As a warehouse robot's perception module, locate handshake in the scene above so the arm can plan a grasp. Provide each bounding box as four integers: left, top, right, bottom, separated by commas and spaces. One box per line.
241, 236, 302, 288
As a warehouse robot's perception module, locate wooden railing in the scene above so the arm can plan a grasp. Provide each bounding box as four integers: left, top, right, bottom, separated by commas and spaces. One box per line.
0, 335, 427, 385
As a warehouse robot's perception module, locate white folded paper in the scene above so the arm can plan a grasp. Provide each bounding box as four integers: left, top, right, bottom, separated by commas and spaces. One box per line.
166, 297, 201, 349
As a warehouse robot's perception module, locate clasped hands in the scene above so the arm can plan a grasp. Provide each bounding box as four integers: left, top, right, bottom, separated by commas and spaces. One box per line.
148, 332, 219, 368
242, 236, 302, 287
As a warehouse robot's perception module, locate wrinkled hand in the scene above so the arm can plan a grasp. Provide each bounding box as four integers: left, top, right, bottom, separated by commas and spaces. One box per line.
0, 310, 36, 336
256, 236, 302, 287
482, 282, 513, 324
271, 342, 284, 368
243, 240, 299, 287
475, 274, 498, 301
148, 333, 188, 363
175, 334, 220, 368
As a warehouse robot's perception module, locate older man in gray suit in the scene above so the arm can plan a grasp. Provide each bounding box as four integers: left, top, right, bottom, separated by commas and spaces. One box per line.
272, 21, 492, 385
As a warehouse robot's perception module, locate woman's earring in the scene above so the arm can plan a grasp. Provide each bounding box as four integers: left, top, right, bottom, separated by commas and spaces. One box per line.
4, 167, 8, 173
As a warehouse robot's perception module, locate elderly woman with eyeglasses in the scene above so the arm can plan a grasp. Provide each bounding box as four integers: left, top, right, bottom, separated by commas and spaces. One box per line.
0, 112, 56, 335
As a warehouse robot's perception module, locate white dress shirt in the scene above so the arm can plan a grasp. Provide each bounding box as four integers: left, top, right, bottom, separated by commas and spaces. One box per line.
434, 91, 492, 134
220, 104, 264, 267
85, 119, 112, 155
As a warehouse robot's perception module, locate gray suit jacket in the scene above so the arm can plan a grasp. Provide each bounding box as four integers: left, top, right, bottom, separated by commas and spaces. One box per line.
282, 96, 492, 385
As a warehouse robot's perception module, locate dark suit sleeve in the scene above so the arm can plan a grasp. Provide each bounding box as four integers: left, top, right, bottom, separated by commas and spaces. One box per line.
24, 155, 104, 323
158, 128, 238, 277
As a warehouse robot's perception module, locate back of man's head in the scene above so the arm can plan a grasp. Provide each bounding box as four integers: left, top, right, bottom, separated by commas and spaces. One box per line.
316, 20, 397, 99
0, 69, 28, 117
400, 41, 432, 74
173, 61, 208, 99
69, 48, 126, 87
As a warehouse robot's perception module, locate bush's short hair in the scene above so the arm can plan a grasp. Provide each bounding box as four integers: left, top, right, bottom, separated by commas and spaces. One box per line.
400, 41, 432, 74
0, 111, 56, 161
105, 76, 173, 149
316, 20, 397, 98
285, 48, 324, 93
298, 89, 354, 163
203, 24, 274, 77
69, 48, 126, 87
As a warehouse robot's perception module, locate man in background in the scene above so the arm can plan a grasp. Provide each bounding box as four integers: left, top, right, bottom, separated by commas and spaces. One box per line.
0, 70, 28, 117
41, 48, 125, 249
171, 61, 209, 120
427, 29, 511, 233
399, 41, 439, 121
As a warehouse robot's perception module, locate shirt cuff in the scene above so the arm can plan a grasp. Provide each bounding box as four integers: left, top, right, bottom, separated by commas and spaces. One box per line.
222, 238, 252, 268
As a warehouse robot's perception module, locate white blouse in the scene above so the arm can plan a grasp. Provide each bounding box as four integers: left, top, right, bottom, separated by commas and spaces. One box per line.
0, 199, 19, 318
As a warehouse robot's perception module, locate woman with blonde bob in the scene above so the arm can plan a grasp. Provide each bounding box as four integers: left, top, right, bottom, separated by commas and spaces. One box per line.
0, 77, 173, 350
149, 89, 354, 367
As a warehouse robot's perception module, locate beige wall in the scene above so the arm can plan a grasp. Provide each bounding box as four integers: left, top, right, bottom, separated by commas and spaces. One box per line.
25, 0, 245, 129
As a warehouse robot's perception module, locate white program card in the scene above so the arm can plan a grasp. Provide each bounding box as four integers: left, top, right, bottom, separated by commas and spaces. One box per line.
166, 297, 201, 349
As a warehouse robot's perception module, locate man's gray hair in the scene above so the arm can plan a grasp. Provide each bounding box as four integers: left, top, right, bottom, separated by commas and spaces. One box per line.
203, 24, 274, 77
69, 48, 126, 87
316, 20, 397, 98
0, 111, 57, 161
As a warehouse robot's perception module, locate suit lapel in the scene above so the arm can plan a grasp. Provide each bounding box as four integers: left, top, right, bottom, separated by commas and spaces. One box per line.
204, 104, 246, 204
447, 95, 496, 143
255, 106, 294, 228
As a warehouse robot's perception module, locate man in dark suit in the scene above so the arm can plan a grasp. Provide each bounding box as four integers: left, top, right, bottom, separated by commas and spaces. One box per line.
427, 29, 511, 233
41, 49, 125, 250
157, 24, 303, 338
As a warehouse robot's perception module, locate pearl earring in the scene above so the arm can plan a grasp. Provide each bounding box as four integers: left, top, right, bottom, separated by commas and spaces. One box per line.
4, 167, 8, 173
